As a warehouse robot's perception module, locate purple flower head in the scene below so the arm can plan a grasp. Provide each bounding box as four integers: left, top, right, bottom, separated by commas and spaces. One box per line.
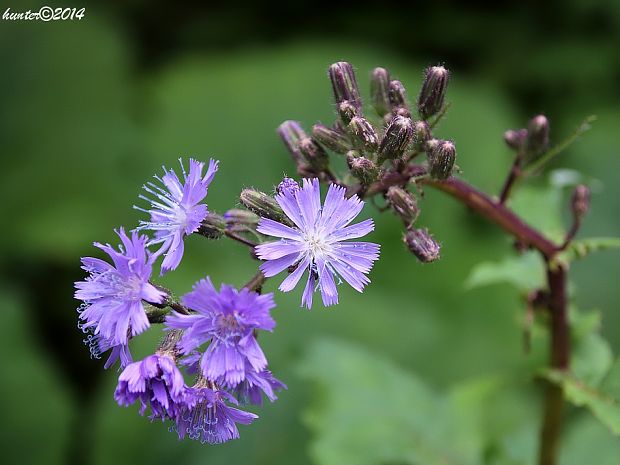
174, 383, 257, 444
136, 158, 219, 274
228, 364, 287, 406
114, 352, 186, 420
80, 325, 133, 370
277, 177, 300, 195
166, 277, 276, 386
75, 228, 166, 346
255, 178, 380, 309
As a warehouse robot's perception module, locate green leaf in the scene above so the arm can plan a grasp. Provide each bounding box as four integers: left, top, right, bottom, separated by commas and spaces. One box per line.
510, 184, 565, 242
465, 251, 545, 292
542, 366, 620, 436
553, 237, 620, 268
298, 338, 481, 465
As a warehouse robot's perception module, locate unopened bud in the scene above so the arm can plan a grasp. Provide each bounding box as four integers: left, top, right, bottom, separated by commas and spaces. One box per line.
418, 65, 449, 119
312, 123, 351, 154
412, 120, 431, 150
198, 212, 226, 239
388, 80, 408, 111
347, 152, 378, 185
299, 137, 329, 170
503, 128, 528, 150
378, 116, 414, 164
240, 189, 292, 225
276, 177, 300, 196
277, 120, 306, 163
404, 228, 441, 263
370, 67, 391, 116
348, 116, 379, 153
223, 209, 260, 228
337, 100, 358, 125
386, 186, 419, 227
428, 140, 456, 180
328, 62, 362, 111
525, 115, 550, 158
571, 184, 590, 220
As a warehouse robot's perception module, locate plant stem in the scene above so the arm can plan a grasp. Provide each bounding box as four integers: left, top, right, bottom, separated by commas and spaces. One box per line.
498, 151, 523, 204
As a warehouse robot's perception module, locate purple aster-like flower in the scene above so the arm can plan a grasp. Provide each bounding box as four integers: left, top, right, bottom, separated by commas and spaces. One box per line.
136, 158, 219, 274
114, 352, 186, 420
255, 178, 380, 309
227, 363, 287, 406
165, 277, 276, 386
80, 326, 133, 369
75, 228, 166, 346
174, 382, 257, 444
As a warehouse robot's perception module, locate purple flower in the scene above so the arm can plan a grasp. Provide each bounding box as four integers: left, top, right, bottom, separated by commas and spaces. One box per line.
75, 228, 166, 346
136, 158, 219, 274
174, 384, 257, 444
228, 364, 287, 406
114, 353, 186, 420
166, 277, 276, 386
255, 178, 380, 309
80, 327, 133, 369
277, 177, 300, 195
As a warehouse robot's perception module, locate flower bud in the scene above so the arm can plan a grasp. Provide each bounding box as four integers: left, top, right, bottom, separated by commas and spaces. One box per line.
378, 115, 414, 164
299, 137, 329, 170
337, 101, 358, 125
417, 65, 449, 119
240, 189, 291, 225
348, 116, 379, 154
198, 212, 226, 239
412, 120, 431, 150
276, 177, 300, 196
370, 67, 391, 116
503, 128, 528, 150
404, 228, 441, 263
428, 140, 456, 180
388, 80, 408, 111
223, 209, 260, 228
277, 120, 306, 163
347, 151, 378, 185
312, 123, 351, 154
386, 186, 419, 227
328, 62, 362, 111
525, 115, 550, 158
571, 184, 590, 221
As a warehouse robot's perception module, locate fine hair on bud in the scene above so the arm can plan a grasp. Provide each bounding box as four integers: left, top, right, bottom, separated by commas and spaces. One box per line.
525, 114, 550, 159
299, 136, 329, 170
404, 228, 441, 263
428, 140, 456, 180
378, 116, 414, 164
370, 67, 391, 116
418, 65, 450, 119
312, 123, 351, 154
198, 213, 226, 239
386, 186, 419, 227
571, 184, 591, 220
277, 120, 306, 163
348, 116, 379, 154
329, 62, 362, 111
503, 128, 528, 151
347, 151, 378, 186
388, 80, 408, 111
412, 120, 431, 150
239, 188, 292, 226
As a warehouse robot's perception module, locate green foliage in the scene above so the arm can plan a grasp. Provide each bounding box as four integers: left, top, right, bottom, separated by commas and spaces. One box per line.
553, 237, 620, 268
465, 251, 545, 292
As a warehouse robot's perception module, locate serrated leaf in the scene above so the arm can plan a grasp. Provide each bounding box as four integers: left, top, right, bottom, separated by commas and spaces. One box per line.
542, 368, 620, 436
465, 251, 545, 292
553, 237, 620, 268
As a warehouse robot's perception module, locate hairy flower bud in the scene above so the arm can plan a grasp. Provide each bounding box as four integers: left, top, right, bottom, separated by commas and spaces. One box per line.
386, 186, 419, 227
388, 80, 408, 111
428, 140, 456, 180
370, 67, 391, 116
277, 120, 305, 163
347, 151, 378, 185
299, 137, 329, 170
337, 101, 358, 125
418, 65, 449, 119
412, 120, 431, 150
404, 228, 441, 263
503, 128, 528, 150
198, 213, 226, 239
223, 209, 260, 228
348, 116, 379, 154
312, 123, 351, 154
378, 116, 414, 164
277, 177, 300, 195
240, 189, 292, 225
328, 62, 362, 111
525, 115, 550, 158
571, 184, 591, 221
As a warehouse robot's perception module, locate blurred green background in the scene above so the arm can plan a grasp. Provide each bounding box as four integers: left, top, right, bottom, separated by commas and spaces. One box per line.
1, 0, 619, 464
